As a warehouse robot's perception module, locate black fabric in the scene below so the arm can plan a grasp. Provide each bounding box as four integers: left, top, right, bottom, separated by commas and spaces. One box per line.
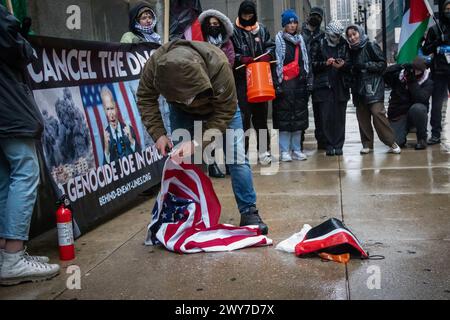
238, 0, 257, 26
310, 37, 352, 102
301, 22, 324, 51
349, 41, 387, 106
232, 22, 275, 75
169, 0, 202, 40
422, 23, 450, 76
384, 64, 434, 120
318, 99, 347, 149
273, 41, 309, 132
0, 5, 43, 139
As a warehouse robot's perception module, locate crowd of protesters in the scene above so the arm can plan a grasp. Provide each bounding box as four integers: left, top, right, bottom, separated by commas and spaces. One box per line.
1, 0, 449, 287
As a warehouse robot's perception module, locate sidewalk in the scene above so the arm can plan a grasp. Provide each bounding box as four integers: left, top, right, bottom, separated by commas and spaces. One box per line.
1, 103, 449, 300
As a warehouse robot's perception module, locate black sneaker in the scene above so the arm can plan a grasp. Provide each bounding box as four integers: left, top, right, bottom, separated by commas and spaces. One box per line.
334, 149, 343, 156
208, 163, 225, 178
326, 147, 335, 157
239, 207, 269, 235
415, 139, 427, 150
427, 136, 441, 145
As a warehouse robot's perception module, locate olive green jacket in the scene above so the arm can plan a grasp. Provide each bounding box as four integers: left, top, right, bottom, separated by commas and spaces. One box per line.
137, 39, 237, 143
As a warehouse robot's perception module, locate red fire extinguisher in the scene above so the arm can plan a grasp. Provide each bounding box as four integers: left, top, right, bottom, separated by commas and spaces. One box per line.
56, 195, 75, 261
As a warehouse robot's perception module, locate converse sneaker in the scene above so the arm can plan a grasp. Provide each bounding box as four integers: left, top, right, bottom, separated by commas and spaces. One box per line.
280, 152, 292, 162
258, 151, 272, 165
0, 248, 49, 272
239, 207, 269, 235
292, 151, 307, 161
388, 143, 402, 154
0, 250, 60, 286
360, 147, 372, 155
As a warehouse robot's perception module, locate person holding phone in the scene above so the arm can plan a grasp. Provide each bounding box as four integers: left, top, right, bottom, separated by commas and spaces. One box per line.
310, 21, 351, 156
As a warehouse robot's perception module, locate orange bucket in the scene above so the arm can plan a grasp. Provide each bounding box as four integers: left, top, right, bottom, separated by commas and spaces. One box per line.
246, 61, 276, 103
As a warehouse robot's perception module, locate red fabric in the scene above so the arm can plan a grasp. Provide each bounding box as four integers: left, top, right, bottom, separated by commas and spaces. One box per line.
409, 0, 430, 24
240, 56, 254, 65
258, 54, 271, 62
221, 40, 236, 66
282, 46, 300, 81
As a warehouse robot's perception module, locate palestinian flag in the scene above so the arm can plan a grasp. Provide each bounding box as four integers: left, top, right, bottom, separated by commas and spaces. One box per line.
295, 218, 369, 259
397, 0, 431, 64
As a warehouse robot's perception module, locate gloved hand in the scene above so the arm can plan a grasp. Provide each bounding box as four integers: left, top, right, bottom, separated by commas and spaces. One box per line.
404, 66, 416, 83
258, 54, 272, 62
240, 56, 254, 65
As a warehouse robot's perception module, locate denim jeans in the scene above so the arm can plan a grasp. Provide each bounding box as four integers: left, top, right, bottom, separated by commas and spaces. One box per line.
390, 103, 428, 146
0, 138, 40, 241
159, 95, 171, 135
279, 131, 302, 153
169, 104, 257, 214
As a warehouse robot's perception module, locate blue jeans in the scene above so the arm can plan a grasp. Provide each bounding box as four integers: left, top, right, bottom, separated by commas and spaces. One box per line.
169, 105, 257, 214
0, 138, 40, 241
279, 131, 302, 153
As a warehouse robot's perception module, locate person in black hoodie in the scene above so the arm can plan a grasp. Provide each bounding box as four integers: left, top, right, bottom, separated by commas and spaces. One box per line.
346, 24, 401, 155
385, 57, 433, 150
0, 4, 60, 286
422, 0, 450, 145
311, 20, 351, 156
232, 0, 275, 165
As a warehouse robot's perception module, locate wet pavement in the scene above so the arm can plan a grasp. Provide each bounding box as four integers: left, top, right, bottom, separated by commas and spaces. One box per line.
1, 102, 449, 300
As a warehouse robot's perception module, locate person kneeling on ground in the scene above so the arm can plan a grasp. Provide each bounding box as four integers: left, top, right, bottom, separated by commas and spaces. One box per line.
384, 57, 433, 150
137, 39, 269, 235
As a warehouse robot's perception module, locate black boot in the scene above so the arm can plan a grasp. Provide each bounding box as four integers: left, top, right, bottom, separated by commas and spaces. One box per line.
239, 207, 269, 235
415, 139, 427, 150
208, 162, 225, 178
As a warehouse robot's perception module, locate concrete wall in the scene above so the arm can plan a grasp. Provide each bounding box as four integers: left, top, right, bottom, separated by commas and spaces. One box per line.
28, 0, 133, 42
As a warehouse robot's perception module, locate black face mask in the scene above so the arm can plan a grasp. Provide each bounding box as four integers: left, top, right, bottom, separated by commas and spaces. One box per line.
309, 16, 322, 27
239, 16, 257, 27
208, 26, 222, 37
444, 12, 450, 21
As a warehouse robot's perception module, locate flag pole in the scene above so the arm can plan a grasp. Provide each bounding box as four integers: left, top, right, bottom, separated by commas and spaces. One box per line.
6, 0, 14, 15
164, 0, 170, 44
424, 0, 445, 42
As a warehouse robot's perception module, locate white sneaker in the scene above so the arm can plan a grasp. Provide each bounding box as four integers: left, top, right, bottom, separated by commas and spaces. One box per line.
360, 147, 372, 155
292, 151, 307, 161
388, 143, 402, 154
259, 152, 272, 165
0, 248, 49, 266
280, 152, 292, 162
0, 250, 60, 286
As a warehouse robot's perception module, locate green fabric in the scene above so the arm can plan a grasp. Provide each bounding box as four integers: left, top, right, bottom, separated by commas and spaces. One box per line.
1, 0, 27, 22
397, 19, 429, 64
120, 32, 144, 44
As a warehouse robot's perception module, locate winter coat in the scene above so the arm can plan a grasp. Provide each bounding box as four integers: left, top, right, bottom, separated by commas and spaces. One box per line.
349, 41, 387, 106
272, 40, 309, 132
422, 21, 450, 76
310, 37, 352, 102
137, 40, 237, 145
198, 9, 235, 66
301, 22, 325, 51
232, 22, 275, 83
0, 5, 43, 139
384, 64, 434, 120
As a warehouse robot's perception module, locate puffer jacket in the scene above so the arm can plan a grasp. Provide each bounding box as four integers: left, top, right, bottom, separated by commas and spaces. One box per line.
310, 37, 352, 101
0, 5, 43, 139
137, 40, 237, 144
272, 40, 309, 132
349, 41, 387, 106
199, 9, 235, 66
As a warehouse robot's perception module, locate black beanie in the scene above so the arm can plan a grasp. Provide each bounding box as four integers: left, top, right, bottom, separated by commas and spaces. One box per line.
238, 0, 257, 27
